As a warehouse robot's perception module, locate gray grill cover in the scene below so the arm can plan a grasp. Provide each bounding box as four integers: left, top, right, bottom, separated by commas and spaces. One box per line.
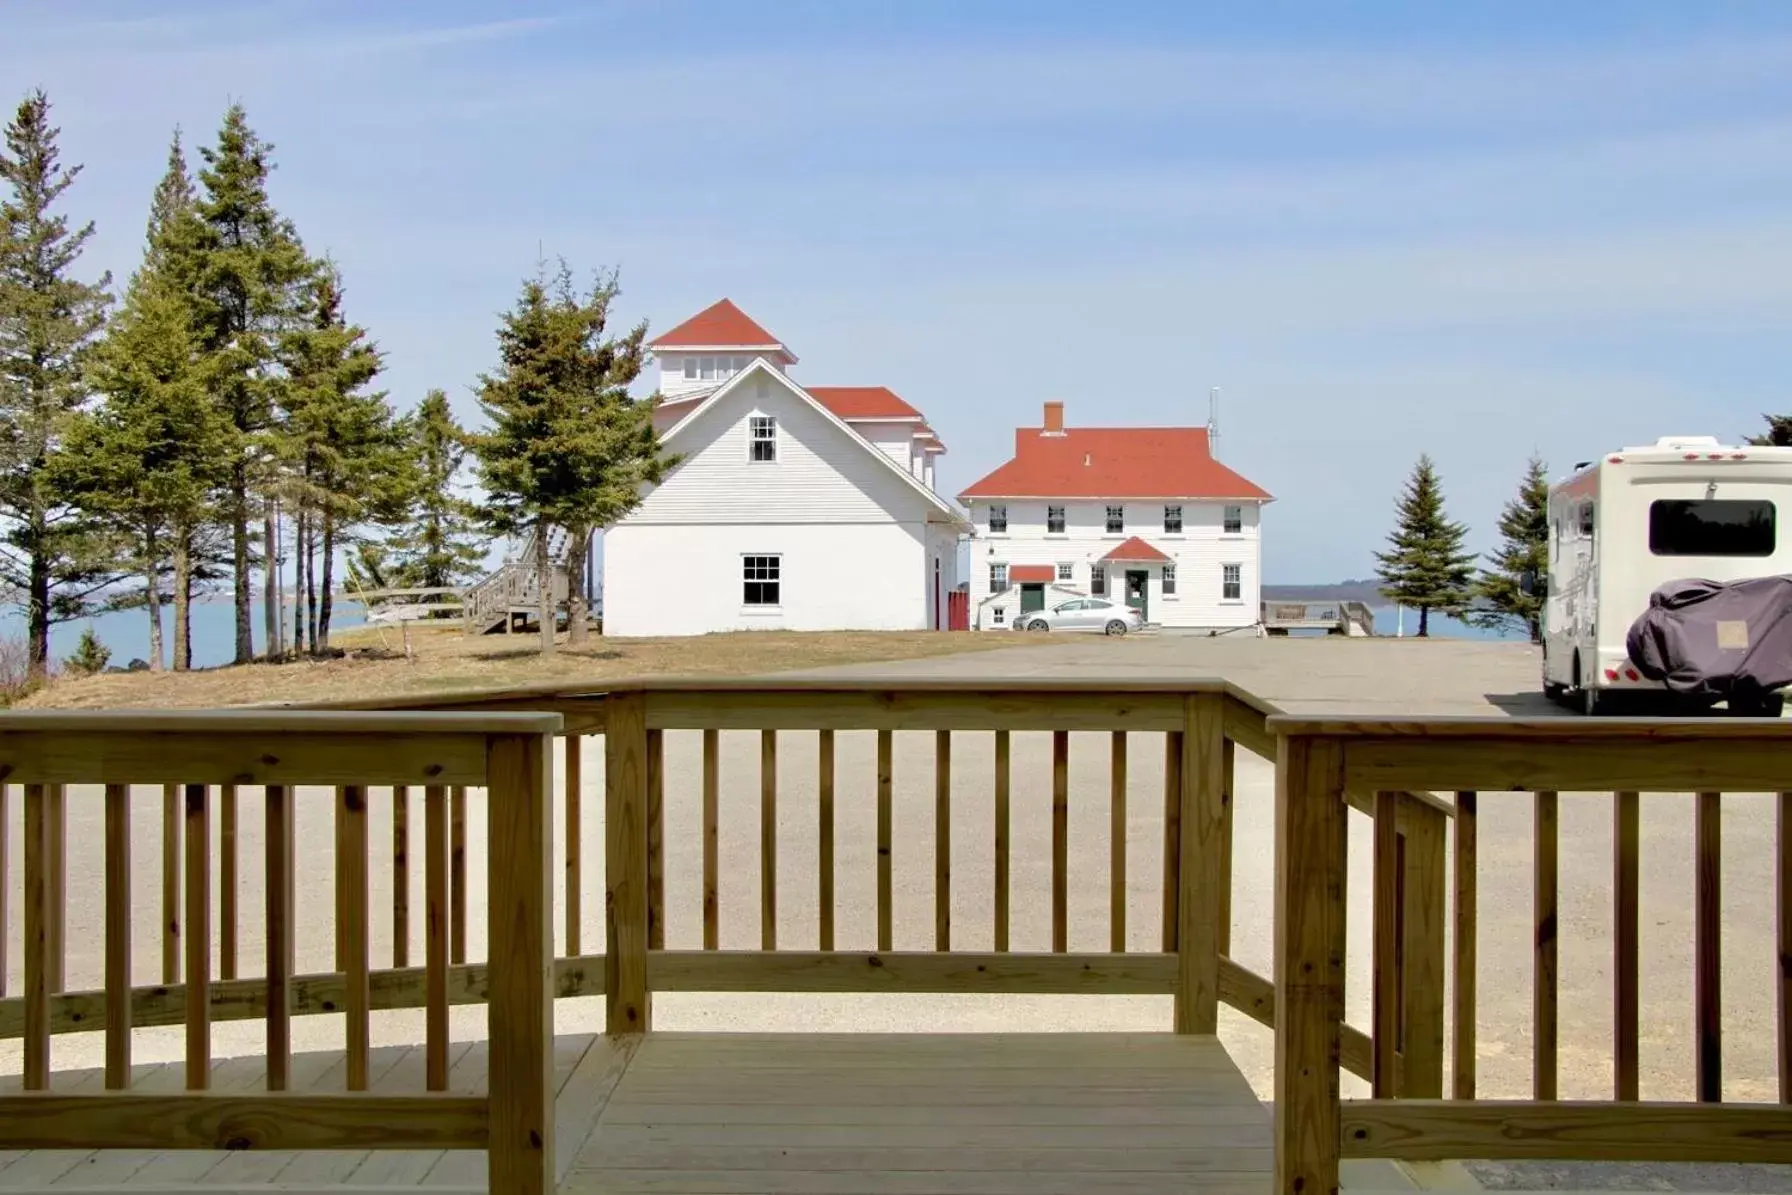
1626, 576, 1792, 701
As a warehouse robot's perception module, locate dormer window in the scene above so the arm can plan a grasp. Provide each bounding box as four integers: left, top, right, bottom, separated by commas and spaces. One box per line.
750, 415, 777, 462
988, 505, 1007, 534
1105, 505, 1124, 534
686, 355, 751, 382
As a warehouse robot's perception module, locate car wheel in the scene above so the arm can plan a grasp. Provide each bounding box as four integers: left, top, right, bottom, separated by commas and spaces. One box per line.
1104, 620, 1128, 637
1028, 620, 1050, 632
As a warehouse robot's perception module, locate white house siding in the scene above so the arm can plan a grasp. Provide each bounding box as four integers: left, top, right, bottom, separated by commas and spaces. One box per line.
966, 499, 1262, 630
602, 520, 926, 636
922, 522, 962, 630
853, 423, 919, 475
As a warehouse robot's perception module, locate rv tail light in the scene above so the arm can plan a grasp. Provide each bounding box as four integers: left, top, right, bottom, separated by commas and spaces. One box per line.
1624, 667, 1640, 681
1733, 452, 1748, 459
1708, 452, 1725, 460
1604, 668, 1620, 681
1608, 455, 1623, 463
1684, 453, 1700, 460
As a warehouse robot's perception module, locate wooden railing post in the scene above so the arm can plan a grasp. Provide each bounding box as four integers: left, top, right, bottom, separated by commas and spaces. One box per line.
487, 729, 555, 1195
1400, 798, 1448, 1099
1275, 730, 1346, 1195
1175, 692, 1225, 1034
605, 691, 652, 1032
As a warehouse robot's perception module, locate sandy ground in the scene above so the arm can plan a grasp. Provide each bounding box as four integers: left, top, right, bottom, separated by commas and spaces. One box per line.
4, 632, 1786, 1189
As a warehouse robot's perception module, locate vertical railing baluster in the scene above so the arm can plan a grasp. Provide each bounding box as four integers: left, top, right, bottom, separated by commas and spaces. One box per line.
23, 783, 48, 1090
1534, 790, 1559, 1101
1175, 694, 1225, 1035
1696, 790, 1722, 1103
425, 784, 450, 1092
393, 785, 411, 969
1453, 791, 1479, 1100
936, 730, 951, 952
877, 729, 893, 953
220, 783, 238, 982
818, 730, 835, 951
1162, 731, 1182, 952
1110, 731, 1126, 953
266, 784, 292, 1092
487, 729, 554, 1195
341, 785, 371, 1091
761, 729, 777, 950
1217, 735, 1234, 958
104, 783, 131, 1090
184, 782, 210, 1090
48, 783, 64, 994
994, 730, 1010, 953
1401, 801, 1448, 1098
605, 692, 651, 1032
0, 785, 9, 1000
702, 728, 719, 950
162, 782, 180, 984
1780, 790, 1792, 1105
565, 735, 581, 956
450, 784, 468, 966
1615, 790, 1640, 1101
1052, 730, 1068, 953
648, 729, 665, 952
1371, 791, 1400, 1097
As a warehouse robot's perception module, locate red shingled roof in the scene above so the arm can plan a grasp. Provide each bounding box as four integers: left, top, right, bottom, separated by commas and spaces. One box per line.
959, 423, 1270, 500
807, 386, 921, 420
649, 298, 788, 352
1101, 537, 1174, 563
1009, 565, 1057, 583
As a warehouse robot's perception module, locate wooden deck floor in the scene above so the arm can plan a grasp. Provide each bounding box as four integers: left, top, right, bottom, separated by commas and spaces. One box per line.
0, 1033, 1271, 1194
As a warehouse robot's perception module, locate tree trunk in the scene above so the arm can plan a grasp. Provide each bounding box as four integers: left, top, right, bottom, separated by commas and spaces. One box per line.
536, 521, 555, 655
291, 508, 305, 656
565, 526, 589, 646
1418, 606, 1431, 638
231, 468, 253, 664
28, 524, 50, 677
144, 527, 165, 672
262, 503, 280, 659
317, 516, 336, 654
171, 530, 192, 672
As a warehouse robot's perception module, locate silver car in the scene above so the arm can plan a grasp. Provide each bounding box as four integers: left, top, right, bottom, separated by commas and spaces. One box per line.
1013, 597, 1143, 636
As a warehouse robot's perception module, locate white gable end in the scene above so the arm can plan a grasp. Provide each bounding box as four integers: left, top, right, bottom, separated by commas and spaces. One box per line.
622, 370, 944, 526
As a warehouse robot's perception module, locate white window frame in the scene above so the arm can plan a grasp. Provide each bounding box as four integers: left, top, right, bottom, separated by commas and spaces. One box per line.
990, 562, 1008, 591
1047, 505, 1066, 534
1091, 566, 1106, 596
1162, 565, 1177, 595
1222, 562, 1242, 602
749, 415, 777, 463
992, 605, 1006, 626
1105, 505, 1124, 534
1223, 505, 1243, 534
988, 504, 1008, 534
1164, 505, 1183, 534
743, 554, 782, 608
1056, 562, 1073, 581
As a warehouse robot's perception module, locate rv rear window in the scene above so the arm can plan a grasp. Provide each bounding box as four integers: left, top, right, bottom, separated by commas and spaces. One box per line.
1648, 499, 1776, 557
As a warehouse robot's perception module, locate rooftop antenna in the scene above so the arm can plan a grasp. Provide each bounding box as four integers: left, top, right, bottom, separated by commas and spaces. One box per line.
1207, 387, 1221, 459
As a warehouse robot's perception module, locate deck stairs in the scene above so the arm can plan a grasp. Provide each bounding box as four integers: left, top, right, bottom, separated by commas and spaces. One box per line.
461, 525, 572, 634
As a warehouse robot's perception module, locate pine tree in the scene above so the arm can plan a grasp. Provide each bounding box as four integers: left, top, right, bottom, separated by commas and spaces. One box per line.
471, 263, 672, 653
1374, 454, 1476, 637
61, 131, 226, 672
384, 389, 484, 595
0, 90, 114, 675
62, 625, 109, 675
1748, 415, 1792, 447
190, 104, 311, 664
1468, 455, 1549, 643
276, 265, 404, 654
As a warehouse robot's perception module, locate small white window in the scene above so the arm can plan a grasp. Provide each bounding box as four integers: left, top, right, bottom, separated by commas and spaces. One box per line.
1224, 505, 1243, 534
1164, 505, 1183, 534
750, 415, 777, 462
1047, 505, 1066, 533
988, 505, 1007, 534
1056, 562, 1073, 581
990, 563, 1007, 591
743, 555, 781, 606
1163, 565, 1177, 595
1105, 505, 1124, 534
1222, 563, 1242, 601
682, 357, 697, 380
1091, 567, 1106, 596
992, 606, 1005, 626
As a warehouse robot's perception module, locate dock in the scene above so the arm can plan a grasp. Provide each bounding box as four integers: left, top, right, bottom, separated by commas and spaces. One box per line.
1261, 597, 1376, 635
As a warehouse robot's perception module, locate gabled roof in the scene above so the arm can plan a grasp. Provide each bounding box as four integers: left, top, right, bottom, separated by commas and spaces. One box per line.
657, 360, 969, 529
960, 424, 1271, 501
1101, 537, 1174, 563
807, 386, 922, 421
1009, 565, 1057, 583
649, 299, 794, 361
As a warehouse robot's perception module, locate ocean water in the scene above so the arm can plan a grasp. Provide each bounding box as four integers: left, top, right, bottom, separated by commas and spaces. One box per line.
1369, 606, 1527, 641
0, 599, 368, 672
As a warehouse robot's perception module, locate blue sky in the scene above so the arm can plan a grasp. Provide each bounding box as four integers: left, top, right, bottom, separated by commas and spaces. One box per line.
8, 1, 1792, 582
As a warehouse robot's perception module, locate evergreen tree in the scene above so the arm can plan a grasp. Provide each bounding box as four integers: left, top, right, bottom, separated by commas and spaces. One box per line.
382, 388, 484, 595
0, 90, 114, 675
1469, 455, 1549, 643
276, 265, 405, 654
471, 263, 671, 653
1748, 415, 1792, 447
1374, 454, 1476, 637
61, 131, 226, 672
62, 625, 109, 675
189, 104, 311, 664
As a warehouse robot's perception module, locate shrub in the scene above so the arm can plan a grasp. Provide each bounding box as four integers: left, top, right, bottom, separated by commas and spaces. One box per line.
63, 627, 111, 676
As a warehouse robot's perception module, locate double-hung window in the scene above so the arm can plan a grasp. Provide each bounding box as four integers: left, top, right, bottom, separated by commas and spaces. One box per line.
1163, 505, 1182, 534
1222, 563, 1241, 601
1056, 562, 1073, 581
1223, 505, 1243, 534
750, 416, 777, 462
1105, 505, 1124, 534
1047, 505, 1066, 534
988, 505, 1008, 534
1091, 567, 1106, 596
743, 555, 781, 606
1162, 566, 1177, 595
990, 563, 1008, 591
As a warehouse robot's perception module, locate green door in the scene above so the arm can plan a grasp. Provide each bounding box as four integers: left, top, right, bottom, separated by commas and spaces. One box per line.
1019, 584, 1046, 614
1124, 570, 1148, 622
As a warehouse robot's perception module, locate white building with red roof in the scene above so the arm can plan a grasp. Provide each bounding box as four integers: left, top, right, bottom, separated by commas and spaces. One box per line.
602, 299, 969, 636
958, 401, 1273, 631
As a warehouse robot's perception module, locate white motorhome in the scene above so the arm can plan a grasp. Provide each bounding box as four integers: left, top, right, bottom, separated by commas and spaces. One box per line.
1543, 435, 1792, 713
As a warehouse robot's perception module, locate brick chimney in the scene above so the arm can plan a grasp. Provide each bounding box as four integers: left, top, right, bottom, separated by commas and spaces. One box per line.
1042, 401, 1065, 436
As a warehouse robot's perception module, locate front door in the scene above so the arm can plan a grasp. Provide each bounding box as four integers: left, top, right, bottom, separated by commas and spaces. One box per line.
1125, 570, 1149, 622
1020, 584, 1046, 614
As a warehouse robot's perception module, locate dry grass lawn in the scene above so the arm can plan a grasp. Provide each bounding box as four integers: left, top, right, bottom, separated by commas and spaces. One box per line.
20, 624, 1026, 710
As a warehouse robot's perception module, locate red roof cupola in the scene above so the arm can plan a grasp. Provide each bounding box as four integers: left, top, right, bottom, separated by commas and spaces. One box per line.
649, 298, 795, 363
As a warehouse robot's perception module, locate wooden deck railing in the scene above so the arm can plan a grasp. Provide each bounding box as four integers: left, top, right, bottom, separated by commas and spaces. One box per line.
0, 710, 560, 1195
1271, 714, 1792, 1195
